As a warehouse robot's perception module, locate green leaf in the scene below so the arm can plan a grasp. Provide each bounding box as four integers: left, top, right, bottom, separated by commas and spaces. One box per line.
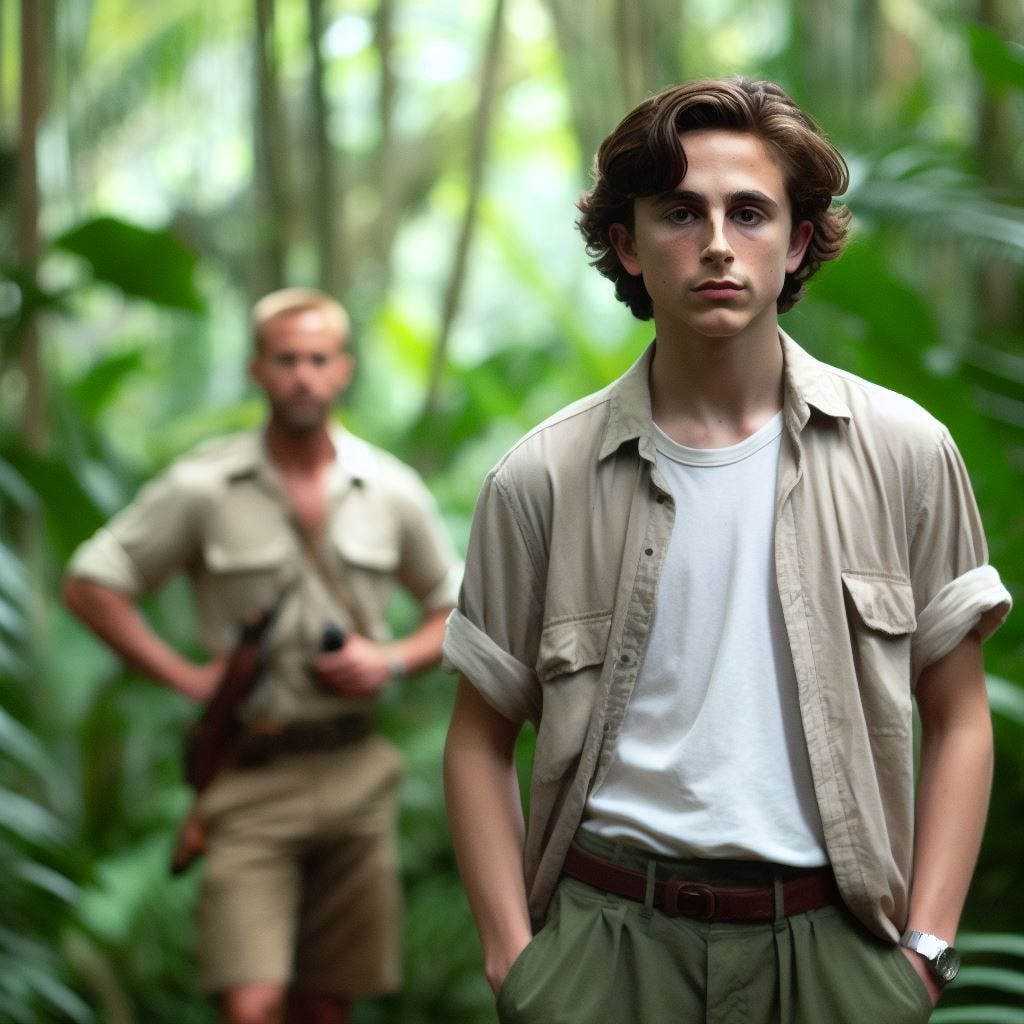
850, 179, 1024, 264
0, 458, 36, 511
11, 859, 80, 905
54, 216, 205, 311
988, 676, 1024, 727
0, 641, 28, 682
966, 23, 1024, 95
0, 992, 33, 1024
932, 1009, 1024, 1024
7, 960, 92, 1023
0, 543, 29, 604
0, 706, 53, 780
954, 966, 1024, 996
2, 449, 107, 558
0, 791, 67, 844
958, 933, 1024, 957
71, 348, 146, 420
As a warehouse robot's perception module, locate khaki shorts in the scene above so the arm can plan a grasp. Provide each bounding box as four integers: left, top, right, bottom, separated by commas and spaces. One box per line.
498, 831, 935, 1024
195, 735, 404, 998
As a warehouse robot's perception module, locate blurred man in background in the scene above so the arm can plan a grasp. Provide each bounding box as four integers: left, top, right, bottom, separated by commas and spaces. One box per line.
444, 78, 1011, 1023
65, 287, 460, 1024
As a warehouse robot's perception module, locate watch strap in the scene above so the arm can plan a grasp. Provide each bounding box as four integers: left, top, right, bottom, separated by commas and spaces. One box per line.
900, 929, 948, 961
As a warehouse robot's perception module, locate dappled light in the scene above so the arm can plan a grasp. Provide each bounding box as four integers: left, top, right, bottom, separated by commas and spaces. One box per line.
1, 2, 1021, 1022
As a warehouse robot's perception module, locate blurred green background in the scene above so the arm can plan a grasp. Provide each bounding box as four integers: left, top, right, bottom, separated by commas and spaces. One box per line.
1, 1, 1022, 1021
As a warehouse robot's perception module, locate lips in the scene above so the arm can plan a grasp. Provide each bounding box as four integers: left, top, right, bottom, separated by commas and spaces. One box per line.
695, 280, 743, 293
693, 280, 744, 302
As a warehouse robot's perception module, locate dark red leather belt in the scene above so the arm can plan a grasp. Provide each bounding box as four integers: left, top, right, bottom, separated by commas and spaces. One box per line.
563, 845, 838, 923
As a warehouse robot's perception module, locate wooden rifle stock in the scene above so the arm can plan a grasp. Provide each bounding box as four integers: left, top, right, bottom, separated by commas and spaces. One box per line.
170, 608, 275, 875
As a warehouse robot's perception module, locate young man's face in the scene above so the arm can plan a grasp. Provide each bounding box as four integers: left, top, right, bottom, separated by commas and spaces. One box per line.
609, 129, 813, 343
250, 309, 354, 434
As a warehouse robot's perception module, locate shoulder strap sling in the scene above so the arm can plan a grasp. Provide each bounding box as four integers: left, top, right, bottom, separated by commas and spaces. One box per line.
292, 521, 371, 639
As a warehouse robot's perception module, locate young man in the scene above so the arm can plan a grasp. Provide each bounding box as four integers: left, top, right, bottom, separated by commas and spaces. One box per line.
443, 78, 1011, 1023
64, 288, 460, 1024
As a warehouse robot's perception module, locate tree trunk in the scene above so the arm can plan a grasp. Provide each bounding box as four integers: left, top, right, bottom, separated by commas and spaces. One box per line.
306, 0, 345, 297
423, 0, 506, 418
544, 0, 626, 174
614, 0, 684, 107
545, 0, 686, 177
974, 0, 1017, 329
15, 0, 47, 653
18, 0, 44, 452
252, 0, 289, 296
791, 0, 882, 136
370, 0, 399, 290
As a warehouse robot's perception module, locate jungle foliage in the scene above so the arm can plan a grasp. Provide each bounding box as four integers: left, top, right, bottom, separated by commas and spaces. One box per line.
1, 1, 1022, 1021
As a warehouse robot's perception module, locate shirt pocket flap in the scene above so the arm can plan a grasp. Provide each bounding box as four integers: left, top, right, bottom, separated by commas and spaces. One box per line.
841, 573, 916, 635
204, 532, 292, 573
331, 520, 401, 573
538, 613, 612, 682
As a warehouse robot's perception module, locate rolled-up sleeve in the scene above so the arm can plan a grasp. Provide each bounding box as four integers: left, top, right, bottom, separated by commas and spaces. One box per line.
443, 610, 540, 723
66, 465, 205, 596
442, 467, 544, 724
910, 431, 1012, 677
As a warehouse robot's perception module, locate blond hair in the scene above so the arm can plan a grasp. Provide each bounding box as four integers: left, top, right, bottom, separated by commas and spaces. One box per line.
250, 287, 350, 350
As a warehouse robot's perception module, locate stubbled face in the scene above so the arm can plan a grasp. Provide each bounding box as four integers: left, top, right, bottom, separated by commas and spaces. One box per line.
610, 129, 812, 343
250, 309, 353, 434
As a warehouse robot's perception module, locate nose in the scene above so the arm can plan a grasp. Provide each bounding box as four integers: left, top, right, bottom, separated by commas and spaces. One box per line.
700, 214, 734, 266
286, 360, 318, 396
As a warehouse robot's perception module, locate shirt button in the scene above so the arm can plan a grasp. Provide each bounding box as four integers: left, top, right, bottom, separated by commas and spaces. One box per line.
645, 547, 654, 556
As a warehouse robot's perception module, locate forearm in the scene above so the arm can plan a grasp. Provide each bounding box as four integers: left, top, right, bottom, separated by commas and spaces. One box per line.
389, 607, 450, 676
907, 633, 993, 940
444, 677, 533, 994
62, 576, 215, 700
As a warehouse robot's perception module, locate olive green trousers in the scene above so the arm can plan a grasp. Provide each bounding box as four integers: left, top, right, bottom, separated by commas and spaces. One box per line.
497, 833, 934, 1024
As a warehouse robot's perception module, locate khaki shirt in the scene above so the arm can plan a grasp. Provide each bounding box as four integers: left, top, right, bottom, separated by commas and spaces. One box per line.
69, 425, 461, 723
443, 333, 1011, 942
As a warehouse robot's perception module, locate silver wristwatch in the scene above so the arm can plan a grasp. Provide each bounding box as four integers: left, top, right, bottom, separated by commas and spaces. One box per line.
900, 930, 961, 984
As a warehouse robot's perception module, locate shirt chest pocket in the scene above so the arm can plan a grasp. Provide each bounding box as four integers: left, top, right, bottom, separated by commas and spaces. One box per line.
534, 613, 612, 784
841, 572, 917, 736
325, 507, 402, 639
201, 518, 294, 619
330, 515, 401, 574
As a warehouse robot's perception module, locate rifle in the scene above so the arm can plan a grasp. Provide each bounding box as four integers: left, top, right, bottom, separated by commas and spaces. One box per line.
170, 607, 276, 875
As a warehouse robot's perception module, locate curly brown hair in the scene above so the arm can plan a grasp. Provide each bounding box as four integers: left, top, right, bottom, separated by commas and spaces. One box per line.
577, 77, 851, 320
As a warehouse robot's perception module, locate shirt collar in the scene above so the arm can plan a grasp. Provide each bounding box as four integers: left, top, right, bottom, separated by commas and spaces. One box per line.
779, 329, 851, 427
328, 424, 377, 488
236, 422, 377, 493
600, 343, 658, 463
599, 331, 851, 463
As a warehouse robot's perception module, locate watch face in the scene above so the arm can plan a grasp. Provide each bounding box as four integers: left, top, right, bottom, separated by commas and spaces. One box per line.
934, 947, 961, 983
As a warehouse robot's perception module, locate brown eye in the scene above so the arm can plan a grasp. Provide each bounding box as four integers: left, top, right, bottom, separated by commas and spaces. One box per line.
667, 208, 695, 224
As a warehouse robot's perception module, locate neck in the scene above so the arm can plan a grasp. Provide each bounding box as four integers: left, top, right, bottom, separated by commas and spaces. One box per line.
649, 318, 784, 448
264, 419, 336, 475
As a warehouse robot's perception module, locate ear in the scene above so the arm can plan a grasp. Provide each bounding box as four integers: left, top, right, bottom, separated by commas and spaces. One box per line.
248, 353, 264, 388
609, 223, 643, 277
786, 220, 814, 274
334, 351, 355, 391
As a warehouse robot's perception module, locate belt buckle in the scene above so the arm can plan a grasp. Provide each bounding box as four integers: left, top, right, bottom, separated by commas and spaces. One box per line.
662, 879, 717, 921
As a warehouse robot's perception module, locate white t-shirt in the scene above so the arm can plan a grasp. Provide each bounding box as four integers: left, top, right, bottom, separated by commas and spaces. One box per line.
584, 412, 827, 866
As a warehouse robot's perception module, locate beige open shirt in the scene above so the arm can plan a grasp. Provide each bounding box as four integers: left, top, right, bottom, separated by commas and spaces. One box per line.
69, 425, 461, 724
443, 333, 1011, 942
